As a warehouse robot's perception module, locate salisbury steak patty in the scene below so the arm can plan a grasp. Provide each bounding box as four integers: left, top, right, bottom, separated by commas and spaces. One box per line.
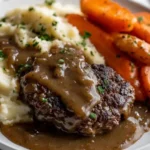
20, 64, 134, 136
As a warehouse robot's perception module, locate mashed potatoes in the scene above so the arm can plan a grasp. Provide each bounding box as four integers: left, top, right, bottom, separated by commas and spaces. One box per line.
0, 2, 105, 125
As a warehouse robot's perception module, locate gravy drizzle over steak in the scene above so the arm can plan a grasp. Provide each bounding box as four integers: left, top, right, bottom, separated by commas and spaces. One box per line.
22, 44, 100, 118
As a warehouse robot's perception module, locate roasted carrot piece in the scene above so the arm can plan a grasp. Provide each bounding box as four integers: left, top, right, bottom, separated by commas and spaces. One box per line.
141, 66, 150, 98
132, 12, 150, 43
67, 14, 145, 101
81, 0, 136, 32
113, 34, 150, 65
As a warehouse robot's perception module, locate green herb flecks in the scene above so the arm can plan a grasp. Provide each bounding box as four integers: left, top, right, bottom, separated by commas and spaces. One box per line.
52, 21, 58, 26
1, 17, 7, 22
17, 64, 32, 76
28, 7, 35, 11
60, 49, 65, 54
39, 34, 54, 41
80, 31, 92, 48
90, 51, 94, 56
45, 0, 55, 6
137, 16, 143, 23
33, 40, 39, 47
82, 31, 91, 39
0, 24, 2, 27
18, 23, 26, 29
0, 50, 7, 59
89, 113, 97, 119
13, 89, 17, 94
58, 59, 65, 64
81, 40, 86, 47
39, 24, 46, 33
59, 47, 70, 54
41, 98, 48, 103
53, 13, 57, 16
25, 43, 30, 48
104, 79, 109, 87
3, 67, 6, 72
97, 86, 105, 94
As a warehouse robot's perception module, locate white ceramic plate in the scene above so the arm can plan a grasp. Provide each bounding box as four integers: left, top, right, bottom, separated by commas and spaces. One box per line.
0, 0, 150, 150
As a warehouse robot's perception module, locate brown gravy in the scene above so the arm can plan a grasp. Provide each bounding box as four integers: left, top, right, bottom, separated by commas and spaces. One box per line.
1, 103, 150, 150
24, 44, 100, 117
0, 37, 100, 117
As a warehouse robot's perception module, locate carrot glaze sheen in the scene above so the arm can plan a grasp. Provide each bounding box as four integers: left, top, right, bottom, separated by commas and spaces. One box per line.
113, 34, 150, 65
67, 14, 145, 101
141, 66, 150, 98
81, 0, 136, 32
132, 12, 150, 44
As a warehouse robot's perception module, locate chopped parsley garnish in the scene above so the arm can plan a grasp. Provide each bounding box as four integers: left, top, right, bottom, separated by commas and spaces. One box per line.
80, 31, 92, 48
39, 34, 54, 41
137, 16, 143, 23
28, 7, 35, 11
17, 64, 32, 76
13, 90, 17, 93
97, 86, 105, 94
89, 113, 97, 119
41, 98, 48, 102
25, 43, 30, 48
33, 40, 39, 47
60, 49, 65, 54
81, 40, 86, 47
82, 31, 91, 39
52, 21, 58, 26
1, 17, 7, 22
59, 48, 70, 54
58, 59, 65, 64
104, 79, 109, 86
20, 39, 23, 43
39, 24, 46, 33
18, 23, 26, 29
0, 24, 2, 27
53, 13, 57, 16
0, 50, 7, 59
90, 51, 94, 56
3, 67, 6, 72
45, 0, 55, 6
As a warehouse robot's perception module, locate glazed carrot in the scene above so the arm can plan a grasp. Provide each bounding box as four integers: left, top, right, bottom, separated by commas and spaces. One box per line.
141, 66, 150, 98
114, 34, 150, 65
81, 0, 136, 32
67, 14, 145, 101
132, 12, 150, 43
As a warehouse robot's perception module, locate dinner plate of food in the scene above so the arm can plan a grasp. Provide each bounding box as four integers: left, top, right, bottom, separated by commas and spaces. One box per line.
0, 0, 150, 150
